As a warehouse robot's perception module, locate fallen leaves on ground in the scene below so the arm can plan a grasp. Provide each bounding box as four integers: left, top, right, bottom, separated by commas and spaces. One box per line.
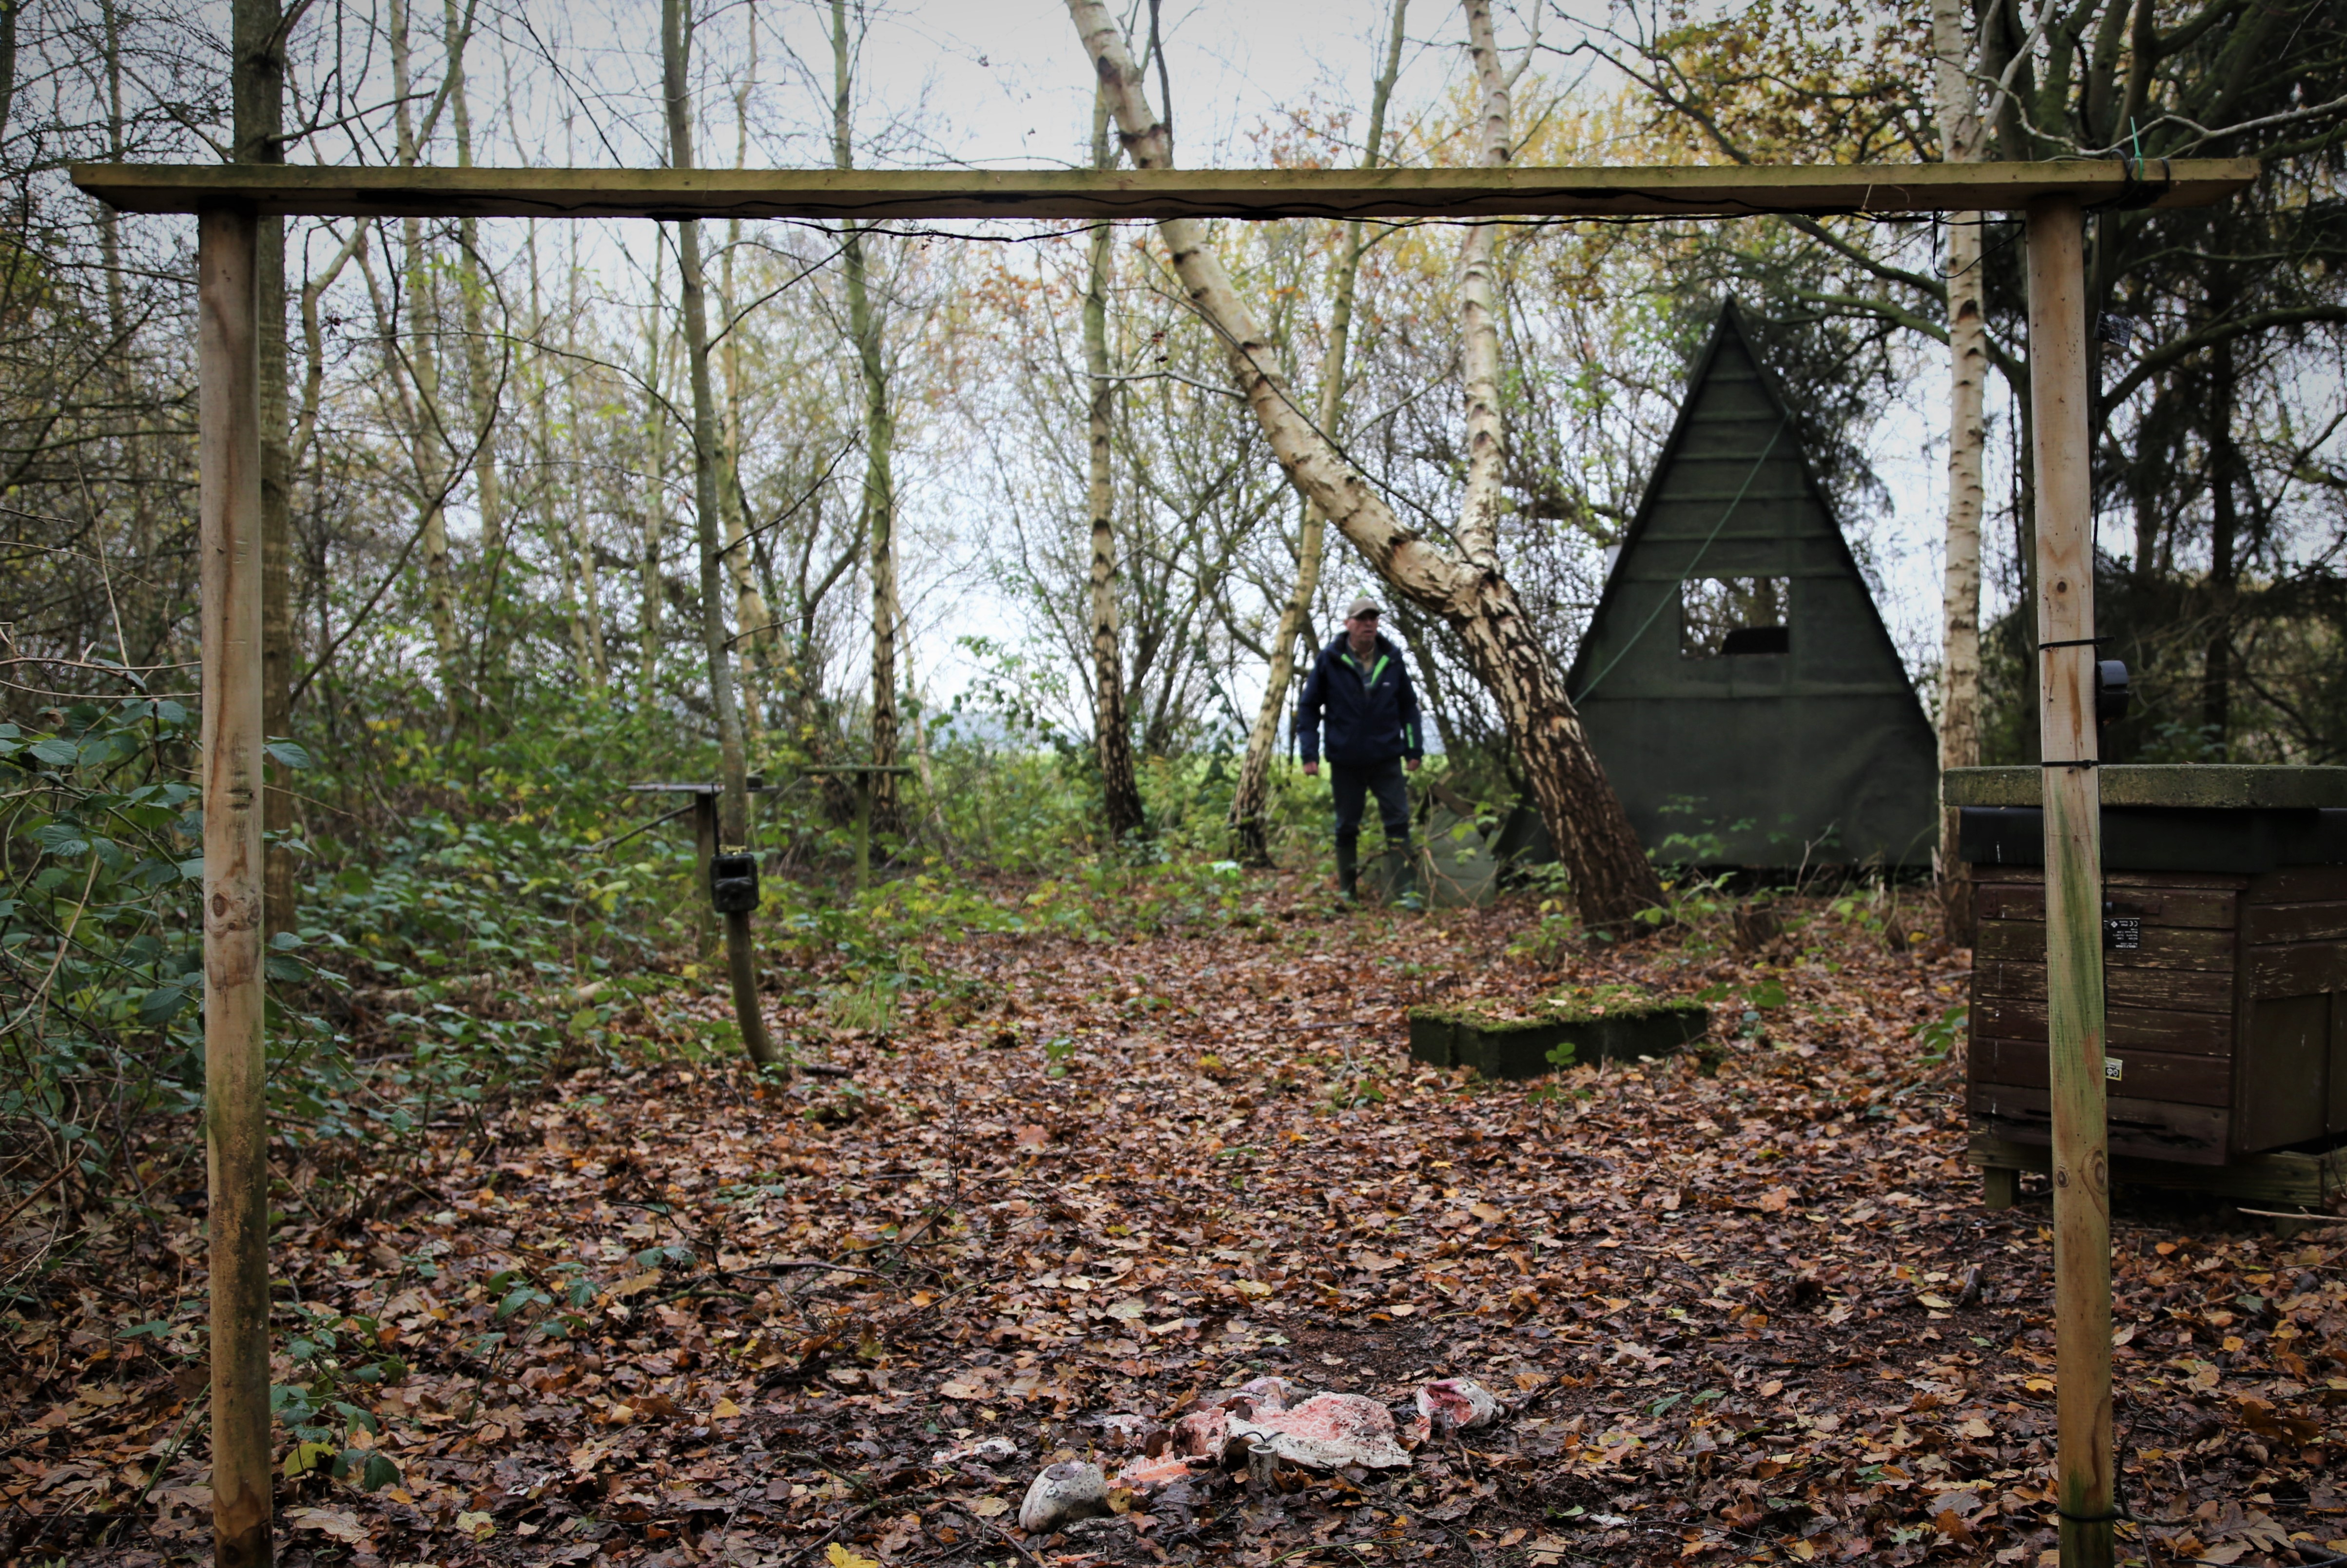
8, 872, 2347, 1566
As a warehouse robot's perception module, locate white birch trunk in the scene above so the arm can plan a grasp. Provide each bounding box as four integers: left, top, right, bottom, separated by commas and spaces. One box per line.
446, 0, 508, 691
1456, 0, 1519, 566
389, 0, 461, 706
639, 247, 670, 716
834, 0, 902, 833
664, 0, 780, 1069
1065, 0, 1662, 926
555, 227, 610, 693
721, 24, 773, 742
1933, 0, 1987, 943
1087, 88, 1147, 842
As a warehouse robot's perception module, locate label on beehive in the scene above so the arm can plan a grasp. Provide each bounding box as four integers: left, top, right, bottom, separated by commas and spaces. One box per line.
2103, 916, 2142, 950
2105, 1057, 2124, 1082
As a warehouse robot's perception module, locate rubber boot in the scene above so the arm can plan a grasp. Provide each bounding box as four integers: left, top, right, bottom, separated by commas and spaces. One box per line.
1392, 849, 1425, 912
1335, 840, 1360, 904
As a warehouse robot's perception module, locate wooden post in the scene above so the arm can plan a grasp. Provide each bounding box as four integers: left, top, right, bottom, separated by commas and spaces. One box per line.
2027, 194, 2114, 1568
199, 205, 274, 1568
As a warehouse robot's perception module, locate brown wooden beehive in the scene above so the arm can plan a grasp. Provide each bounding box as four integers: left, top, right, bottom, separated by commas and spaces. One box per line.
1967, 863, 2347, 1163
1947, 765, 2347, 1181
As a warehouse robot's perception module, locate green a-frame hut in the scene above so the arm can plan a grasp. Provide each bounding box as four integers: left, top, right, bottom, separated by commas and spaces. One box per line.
1565, 306, 1937, 870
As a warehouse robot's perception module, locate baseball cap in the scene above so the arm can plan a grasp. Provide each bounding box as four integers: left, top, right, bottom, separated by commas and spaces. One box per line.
1345, 595, 1383, 618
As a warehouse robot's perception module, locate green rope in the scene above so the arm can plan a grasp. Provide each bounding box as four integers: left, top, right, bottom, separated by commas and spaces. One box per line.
1571, 417, 1788, 703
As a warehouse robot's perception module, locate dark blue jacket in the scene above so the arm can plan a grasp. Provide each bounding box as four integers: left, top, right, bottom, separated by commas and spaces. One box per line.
1295, 633, 1423, 766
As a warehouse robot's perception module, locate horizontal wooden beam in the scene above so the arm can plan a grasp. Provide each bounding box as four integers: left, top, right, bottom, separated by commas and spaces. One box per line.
71, 159, 2257, 221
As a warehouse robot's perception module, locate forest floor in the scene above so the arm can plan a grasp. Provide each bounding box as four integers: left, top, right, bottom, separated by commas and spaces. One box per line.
12, 872, 2347, 1568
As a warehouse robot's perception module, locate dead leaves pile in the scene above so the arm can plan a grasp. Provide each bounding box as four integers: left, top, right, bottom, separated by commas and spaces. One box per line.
5, 873, 2346, 1567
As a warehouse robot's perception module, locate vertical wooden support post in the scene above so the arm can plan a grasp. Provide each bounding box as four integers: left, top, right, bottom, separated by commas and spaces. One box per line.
2027, 195, 2114, 1568
199, 205, 274, 1568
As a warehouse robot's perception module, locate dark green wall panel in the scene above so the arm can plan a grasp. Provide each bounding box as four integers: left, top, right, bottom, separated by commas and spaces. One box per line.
1567, 306, 1938, 868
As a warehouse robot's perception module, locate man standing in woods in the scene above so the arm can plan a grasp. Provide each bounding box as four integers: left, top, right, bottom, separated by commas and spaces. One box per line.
1298, 597, 1424, 908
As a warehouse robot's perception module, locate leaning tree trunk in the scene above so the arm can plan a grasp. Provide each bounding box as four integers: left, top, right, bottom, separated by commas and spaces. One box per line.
1229, 0, 1407, 865
665, 0, 780, 1069
1064, 0, 1662, 927
1451, 585, 1663, 925
1931, 0, 1986, 945
1085, 91, 1146, 843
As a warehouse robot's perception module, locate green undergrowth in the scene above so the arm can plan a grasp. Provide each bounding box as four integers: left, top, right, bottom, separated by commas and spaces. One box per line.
0, 686, 1319, 1275
15, 667, 1936, 1285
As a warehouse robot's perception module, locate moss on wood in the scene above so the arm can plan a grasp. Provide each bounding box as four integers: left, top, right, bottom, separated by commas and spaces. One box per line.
1407, 988, 1710, 1080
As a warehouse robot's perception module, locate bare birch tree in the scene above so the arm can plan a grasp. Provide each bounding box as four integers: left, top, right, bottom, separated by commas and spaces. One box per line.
720, 13, 775, 744
1229, 0, 1408, 864
663, 0, 780, 1068
1086, 89, 1147, 842
639, 247, 672, 716
444, 0, 512, 701
1065, 0, 1662, 926
388, 0, 462, 711
832, 0, 903, 835
527, 222, 605, 696
1930, 0, 1987, 943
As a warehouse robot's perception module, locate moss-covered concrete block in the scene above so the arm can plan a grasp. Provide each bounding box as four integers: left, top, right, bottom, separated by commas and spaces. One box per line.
1405, 993, 1710, 1080
1408, 1011, 1458, 1068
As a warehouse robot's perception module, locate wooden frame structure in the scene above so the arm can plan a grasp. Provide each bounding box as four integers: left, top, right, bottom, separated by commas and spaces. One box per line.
74, 156, 2255, 1568
78, 158, 2248, 221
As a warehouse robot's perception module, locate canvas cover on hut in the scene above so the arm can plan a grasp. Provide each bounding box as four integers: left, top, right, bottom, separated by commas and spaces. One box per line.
1565, 306, 1937, 869
1353, 781, 1502, 909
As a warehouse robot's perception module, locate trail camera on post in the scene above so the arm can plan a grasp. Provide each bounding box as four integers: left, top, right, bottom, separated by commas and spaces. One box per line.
1566, 305, 1938, 871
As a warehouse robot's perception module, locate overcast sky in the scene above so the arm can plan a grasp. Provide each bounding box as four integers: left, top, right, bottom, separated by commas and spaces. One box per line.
774, 0, 1960, 695
270, 0, 1968, 727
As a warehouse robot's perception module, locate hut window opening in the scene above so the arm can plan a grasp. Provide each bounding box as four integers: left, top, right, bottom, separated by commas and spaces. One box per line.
1681, 576, 1789, 658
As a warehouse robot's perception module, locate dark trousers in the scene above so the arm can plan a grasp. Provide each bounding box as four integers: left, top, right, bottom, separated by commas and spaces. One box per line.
1330, 758, 1412, 850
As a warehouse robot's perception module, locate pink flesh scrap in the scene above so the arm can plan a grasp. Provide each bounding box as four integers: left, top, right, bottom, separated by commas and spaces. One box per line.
1111, 1452, 1197, 1491
1415, 1378, 1500, 1433
1171, 1405, 1232, 1460
1230, 1392, 1412, 1471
